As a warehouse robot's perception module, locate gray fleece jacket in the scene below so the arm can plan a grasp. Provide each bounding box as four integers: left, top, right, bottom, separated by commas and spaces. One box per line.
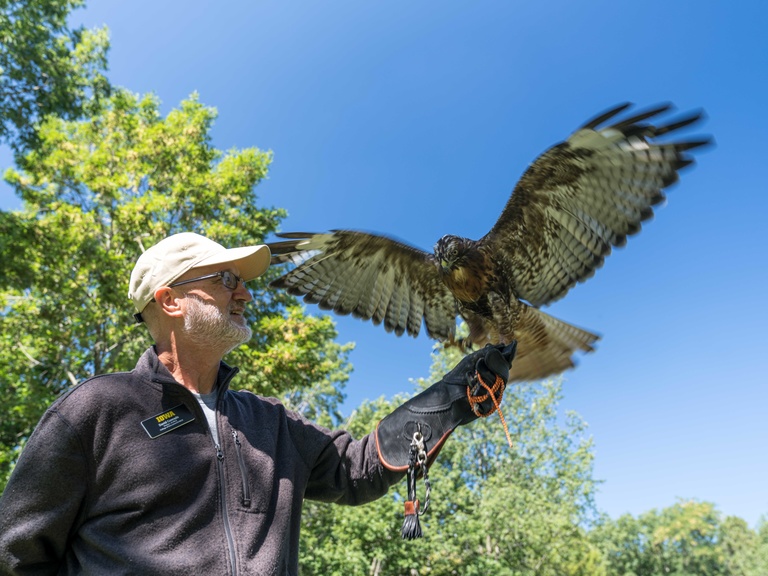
0, 347, 401, 575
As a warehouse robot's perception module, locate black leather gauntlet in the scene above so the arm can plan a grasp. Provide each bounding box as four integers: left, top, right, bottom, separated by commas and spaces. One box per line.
375, 341, 517, 472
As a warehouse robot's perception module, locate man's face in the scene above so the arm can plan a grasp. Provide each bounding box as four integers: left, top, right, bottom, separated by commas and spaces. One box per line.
173, 264, 253, 352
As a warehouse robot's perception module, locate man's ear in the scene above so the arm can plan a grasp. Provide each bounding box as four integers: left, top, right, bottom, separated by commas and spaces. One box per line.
154, 286, 184, 319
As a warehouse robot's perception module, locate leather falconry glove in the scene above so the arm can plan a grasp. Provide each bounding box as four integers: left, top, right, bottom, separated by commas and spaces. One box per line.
375, 341, 517, 539
375, 341, 517, 471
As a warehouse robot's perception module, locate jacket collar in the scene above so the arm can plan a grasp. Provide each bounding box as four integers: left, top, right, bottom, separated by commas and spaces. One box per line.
135, 346, 240, 394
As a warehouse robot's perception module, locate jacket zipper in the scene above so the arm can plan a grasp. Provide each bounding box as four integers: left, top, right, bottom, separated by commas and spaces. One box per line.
232, 429, 252, 507
211, 367, 241, 575
216, 443, 238, 576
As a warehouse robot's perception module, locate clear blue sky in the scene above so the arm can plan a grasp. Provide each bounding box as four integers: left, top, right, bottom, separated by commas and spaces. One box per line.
2, 1, 766, 527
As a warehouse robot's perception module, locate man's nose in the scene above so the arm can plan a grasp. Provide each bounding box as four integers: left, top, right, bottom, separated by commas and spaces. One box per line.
233, 281, 253, 302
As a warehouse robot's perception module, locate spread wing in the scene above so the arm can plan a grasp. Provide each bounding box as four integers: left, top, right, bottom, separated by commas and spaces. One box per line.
481, 103, 711, 307
267, 231, 458, 340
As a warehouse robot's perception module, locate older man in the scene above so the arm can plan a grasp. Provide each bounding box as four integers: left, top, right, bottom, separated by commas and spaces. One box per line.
0, 232, 515, 575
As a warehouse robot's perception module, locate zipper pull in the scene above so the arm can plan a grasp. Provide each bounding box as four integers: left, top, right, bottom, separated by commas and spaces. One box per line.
215, 444, 224, 461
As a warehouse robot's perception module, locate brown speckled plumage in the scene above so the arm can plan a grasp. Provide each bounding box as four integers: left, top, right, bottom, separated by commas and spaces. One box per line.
267, 103, 710, 381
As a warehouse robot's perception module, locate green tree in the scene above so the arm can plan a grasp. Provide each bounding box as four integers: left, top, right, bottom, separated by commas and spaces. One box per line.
299, 341, 602, 576
0, 0, 110, 155
0, 89, 351, 487
591, 500, 766, 576
299, 395, 421, 576
651, 500, 722, 575
719, 516, 760, 576
754, 519, 768, 575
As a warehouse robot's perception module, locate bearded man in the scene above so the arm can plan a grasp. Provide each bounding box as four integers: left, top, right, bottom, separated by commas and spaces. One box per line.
0, 232, 515, 575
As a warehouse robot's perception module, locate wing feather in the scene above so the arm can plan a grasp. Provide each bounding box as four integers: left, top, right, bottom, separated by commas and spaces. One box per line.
482, 103, 710, 307
385, 278, 408, 336
268, 231, 457, 341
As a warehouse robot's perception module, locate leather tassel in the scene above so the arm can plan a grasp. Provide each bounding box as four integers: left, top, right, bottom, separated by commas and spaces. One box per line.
401, 499, 422, 540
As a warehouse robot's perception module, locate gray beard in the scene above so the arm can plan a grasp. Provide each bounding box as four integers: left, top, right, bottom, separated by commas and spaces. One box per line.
183, 295, 252, 354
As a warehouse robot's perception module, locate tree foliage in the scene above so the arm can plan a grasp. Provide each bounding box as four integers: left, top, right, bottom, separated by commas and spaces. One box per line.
590, 501, 768, 576
299, 343, 602, 576
297, 343, 768, 576
0, 88, 351, 486
1, 2, 766, 572
0, 0, 110, 155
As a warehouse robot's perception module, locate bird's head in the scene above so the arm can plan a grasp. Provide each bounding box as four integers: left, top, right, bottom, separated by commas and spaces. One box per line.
434, 234, 469, 272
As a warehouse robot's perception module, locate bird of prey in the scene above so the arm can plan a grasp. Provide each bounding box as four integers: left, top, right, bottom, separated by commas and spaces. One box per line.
267, 103, 710, 382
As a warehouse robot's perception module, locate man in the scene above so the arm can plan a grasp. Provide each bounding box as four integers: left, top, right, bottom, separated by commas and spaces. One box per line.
0, 232, 515, 575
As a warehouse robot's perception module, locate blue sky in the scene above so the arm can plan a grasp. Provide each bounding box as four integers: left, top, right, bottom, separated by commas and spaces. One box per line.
2, 1, 767, 527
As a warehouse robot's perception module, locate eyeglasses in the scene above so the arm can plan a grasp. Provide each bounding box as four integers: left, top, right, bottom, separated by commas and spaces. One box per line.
169, 270, 245, 291
133, 270, 246, 324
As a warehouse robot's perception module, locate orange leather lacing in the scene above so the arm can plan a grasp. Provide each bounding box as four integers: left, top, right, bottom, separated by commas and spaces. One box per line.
467, 372, 513, 447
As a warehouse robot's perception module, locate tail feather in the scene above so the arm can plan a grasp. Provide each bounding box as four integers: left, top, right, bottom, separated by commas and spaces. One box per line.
507, 306, 599, 382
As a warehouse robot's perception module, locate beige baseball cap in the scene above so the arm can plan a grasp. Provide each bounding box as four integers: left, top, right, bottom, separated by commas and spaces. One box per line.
129, 232, 271, 315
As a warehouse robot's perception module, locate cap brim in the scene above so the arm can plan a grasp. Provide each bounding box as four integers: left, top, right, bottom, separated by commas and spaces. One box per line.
196, 244, 271, 281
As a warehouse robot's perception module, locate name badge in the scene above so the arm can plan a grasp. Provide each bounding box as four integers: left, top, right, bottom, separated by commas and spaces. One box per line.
141, 404, 196, 439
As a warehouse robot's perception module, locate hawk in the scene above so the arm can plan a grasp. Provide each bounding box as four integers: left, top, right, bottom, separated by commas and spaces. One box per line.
267, 103, 710, 382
